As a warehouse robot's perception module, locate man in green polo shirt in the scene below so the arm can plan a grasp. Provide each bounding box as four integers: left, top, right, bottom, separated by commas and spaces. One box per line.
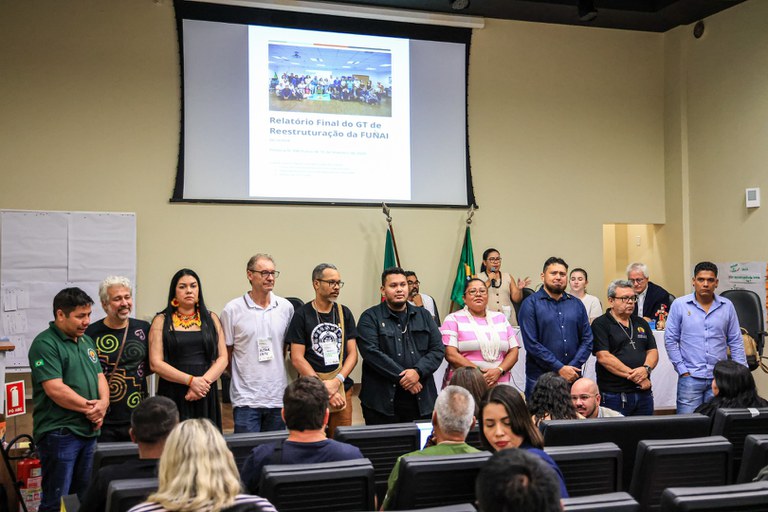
28, 287, 109, 512
381, 386, 480, 509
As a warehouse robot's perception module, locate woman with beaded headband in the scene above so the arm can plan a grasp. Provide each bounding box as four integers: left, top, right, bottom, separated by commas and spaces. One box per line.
149, 269, 227, 429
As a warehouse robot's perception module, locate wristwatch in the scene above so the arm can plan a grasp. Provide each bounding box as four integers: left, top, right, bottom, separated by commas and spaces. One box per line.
497, 366, 507, 376
643, 365, 652, 376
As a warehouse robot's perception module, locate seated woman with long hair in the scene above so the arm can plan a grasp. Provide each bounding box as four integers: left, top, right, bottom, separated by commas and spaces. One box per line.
129, 419, 276, 512
695, 359, 768, 423
450, 367, 489, 418
479, 385, 569, 498
528, 372, 583, 427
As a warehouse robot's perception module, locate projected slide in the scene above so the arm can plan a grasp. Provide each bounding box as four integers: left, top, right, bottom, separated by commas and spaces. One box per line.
249, 27, 411, 201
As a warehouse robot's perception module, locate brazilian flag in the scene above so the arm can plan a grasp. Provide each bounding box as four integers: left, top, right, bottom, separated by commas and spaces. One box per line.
450, 226, 475, 308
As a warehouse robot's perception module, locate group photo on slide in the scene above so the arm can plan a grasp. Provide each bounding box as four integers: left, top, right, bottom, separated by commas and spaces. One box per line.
268, 44, 393, 117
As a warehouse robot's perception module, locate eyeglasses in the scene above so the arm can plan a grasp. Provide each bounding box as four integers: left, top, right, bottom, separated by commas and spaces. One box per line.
317, 279, 344, 288
571, 394, 597, 401
407, 280, 420, 286
612, 295, 638, 303
629, 278, 646, 283
487, 257, 502, 262
248, 269, 280, 278
466, 288, 488, 296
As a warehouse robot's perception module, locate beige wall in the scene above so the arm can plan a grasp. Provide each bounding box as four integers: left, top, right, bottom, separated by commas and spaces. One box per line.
0, 0, 665, 321
663, 0, 768, 392
3, 0, 767, 389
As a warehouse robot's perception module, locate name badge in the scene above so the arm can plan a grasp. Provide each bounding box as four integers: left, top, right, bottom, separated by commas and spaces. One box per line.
258, 338, 274, 362
322, 340, 340, 366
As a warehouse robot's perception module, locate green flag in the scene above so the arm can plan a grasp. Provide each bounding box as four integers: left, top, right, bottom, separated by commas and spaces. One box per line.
450, 226, 475, 308
384, 227, 397, 270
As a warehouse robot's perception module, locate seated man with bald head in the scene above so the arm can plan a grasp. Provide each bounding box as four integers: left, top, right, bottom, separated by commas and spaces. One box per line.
570, 378, 622, 419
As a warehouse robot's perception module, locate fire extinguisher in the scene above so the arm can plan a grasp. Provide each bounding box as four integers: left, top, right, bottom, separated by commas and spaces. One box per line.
1, 434, 39, 512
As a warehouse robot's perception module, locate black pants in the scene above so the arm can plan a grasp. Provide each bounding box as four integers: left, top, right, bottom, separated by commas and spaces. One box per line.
362, 392, 431, 425
98, 424, 131, 443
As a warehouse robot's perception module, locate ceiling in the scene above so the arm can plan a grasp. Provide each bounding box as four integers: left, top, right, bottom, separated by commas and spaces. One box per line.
301, 0, 747, 32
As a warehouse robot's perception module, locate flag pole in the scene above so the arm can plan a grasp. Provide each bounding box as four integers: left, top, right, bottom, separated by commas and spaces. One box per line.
450, 206, 476, 312
382, 203, 401, 267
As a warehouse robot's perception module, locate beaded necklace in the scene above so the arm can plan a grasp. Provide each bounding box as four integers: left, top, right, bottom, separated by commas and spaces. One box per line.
173, 309, 201, 329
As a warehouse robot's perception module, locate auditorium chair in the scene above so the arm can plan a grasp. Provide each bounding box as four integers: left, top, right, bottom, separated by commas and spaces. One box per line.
91, 442, 139, 481
334, 423, 421, 502
735, 434, 768, 483
562, 492, 639, 511
711, 407, 768, 478
541, 414, 711, 491
259, 458, 375, 511
106, 477, 158, 512
544, 442, 622, 497
628, 436, 732, 511
660, 481, 768, 511
389, 451, 491, 510
223, 430, 289, 470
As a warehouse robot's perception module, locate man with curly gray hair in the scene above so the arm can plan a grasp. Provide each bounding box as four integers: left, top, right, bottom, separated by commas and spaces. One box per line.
86, 275, 151, 442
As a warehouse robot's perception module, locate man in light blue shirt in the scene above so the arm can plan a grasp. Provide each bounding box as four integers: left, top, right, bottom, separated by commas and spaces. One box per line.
665, 261, 746, 413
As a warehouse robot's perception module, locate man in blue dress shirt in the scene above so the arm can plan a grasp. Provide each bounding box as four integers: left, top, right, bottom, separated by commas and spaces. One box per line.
665, 261, 746, 413
518, 257, 593, 399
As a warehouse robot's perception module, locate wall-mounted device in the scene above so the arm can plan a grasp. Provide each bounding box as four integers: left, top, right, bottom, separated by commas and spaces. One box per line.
746, 187, 760, 208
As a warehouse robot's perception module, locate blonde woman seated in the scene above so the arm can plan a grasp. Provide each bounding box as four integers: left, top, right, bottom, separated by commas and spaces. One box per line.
440, 278, 520, 389
129, 419, 276, 512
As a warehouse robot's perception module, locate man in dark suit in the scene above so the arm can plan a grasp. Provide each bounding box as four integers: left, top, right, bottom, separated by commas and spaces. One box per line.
627, 262, 672, 321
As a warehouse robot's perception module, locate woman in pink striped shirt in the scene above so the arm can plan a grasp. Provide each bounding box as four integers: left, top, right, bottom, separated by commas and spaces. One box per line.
441, 278, 520, 388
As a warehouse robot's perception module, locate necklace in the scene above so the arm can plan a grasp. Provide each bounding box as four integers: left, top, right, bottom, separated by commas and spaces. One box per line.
464, 307, 502, 362
313, 300, 337, 326
173, 309, 201, 329
612, 313, 636, 350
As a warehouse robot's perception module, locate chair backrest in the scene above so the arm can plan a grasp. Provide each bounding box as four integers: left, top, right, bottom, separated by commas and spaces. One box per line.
711, 407, 768, 478
736, 434, 768, 483
544, 442, 622, 497
285, 296, 305, 312
384, 505, 477, 512
259, 458, 375, 512
562, 491, 640, 511
660, 481, 768, 511
629, 436, 732, 512
393, 451, 492, 510
334, 423, 421, 502
514, 287, 537, 317
106, 477, 158, 512
721, 289, 765, 354
541, 414, 711, 491
91, 442, 139, 481
224, 430, 289, 471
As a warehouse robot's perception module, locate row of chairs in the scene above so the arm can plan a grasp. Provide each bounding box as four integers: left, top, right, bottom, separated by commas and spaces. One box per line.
91, 408, 768, 511
541, 407, 768, 490
103, 446, 768, 512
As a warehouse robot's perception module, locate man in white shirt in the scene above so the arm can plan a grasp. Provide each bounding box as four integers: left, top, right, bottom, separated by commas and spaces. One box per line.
220, 254, 294, 432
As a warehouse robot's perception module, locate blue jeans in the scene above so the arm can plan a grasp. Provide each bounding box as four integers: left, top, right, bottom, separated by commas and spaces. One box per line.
602, 391, 654, 416
233, 406, 285, 433
676, 375, 714, 414
37, 429, 96, 512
